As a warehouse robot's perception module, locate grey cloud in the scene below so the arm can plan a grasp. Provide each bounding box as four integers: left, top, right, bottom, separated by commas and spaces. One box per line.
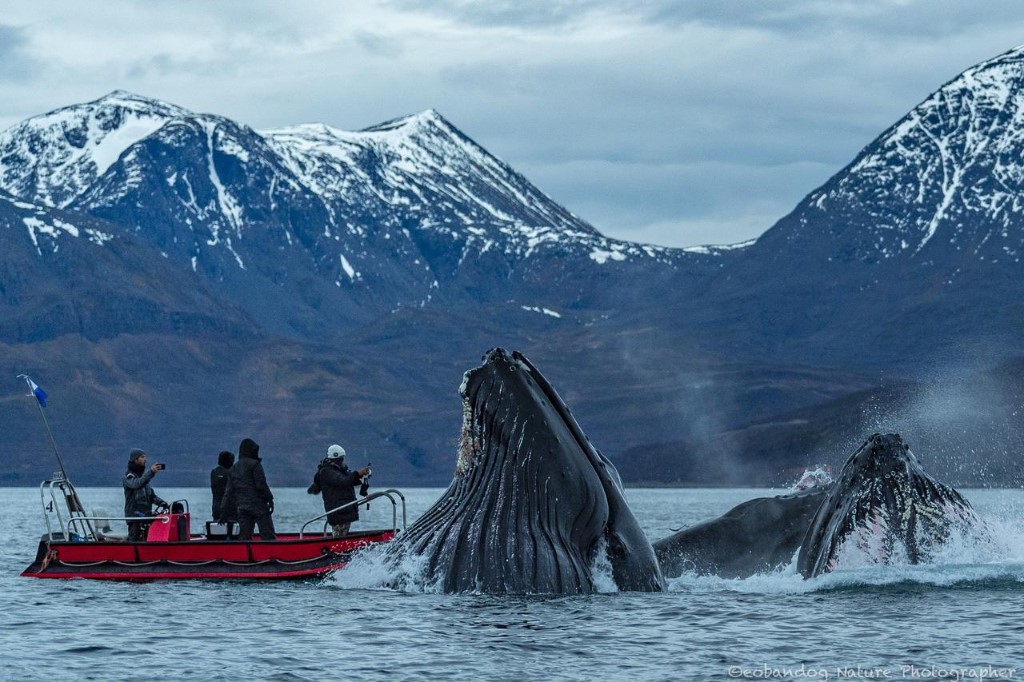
124, 53, 237, 80
387, 0, 1024, 40
644, 0, 1024, 39
0, 25, 41, 82
385, 0, 586, 29
354, 31, 406, 57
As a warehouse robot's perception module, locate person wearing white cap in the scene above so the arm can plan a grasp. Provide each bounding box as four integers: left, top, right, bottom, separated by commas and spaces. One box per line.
307, 444, 371, 537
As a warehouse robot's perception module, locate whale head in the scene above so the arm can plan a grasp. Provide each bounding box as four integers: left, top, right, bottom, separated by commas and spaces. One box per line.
797, 433, 979, 578
389, 348, 664, 594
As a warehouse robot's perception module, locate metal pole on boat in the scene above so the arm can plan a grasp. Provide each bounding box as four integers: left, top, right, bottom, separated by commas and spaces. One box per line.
18, 374, 93, 536
18, 375, 69, 481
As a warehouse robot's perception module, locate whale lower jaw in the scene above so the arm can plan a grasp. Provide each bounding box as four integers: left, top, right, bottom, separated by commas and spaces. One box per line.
806, 484, 976, 576
797, 435, 980, 578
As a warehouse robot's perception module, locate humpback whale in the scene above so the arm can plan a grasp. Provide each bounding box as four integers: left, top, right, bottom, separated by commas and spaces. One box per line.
653, 488, 827, 579
797, 433, 980, 578
652, 435, 979, 580
383, 348, 665, 594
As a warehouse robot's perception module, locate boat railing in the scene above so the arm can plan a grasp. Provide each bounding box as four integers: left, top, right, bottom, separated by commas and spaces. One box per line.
39, 477, 96, 541
61, 498, 188, 539
299, 488, 407, 539
66, 514, 171, 537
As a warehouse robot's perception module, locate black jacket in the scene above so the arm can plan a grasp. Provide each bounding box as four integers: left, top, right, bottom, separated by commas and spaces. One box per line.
222, 439, 274, 518
311, 459, 362, 524
210, 465, 236, 520
123, 467, 167, 517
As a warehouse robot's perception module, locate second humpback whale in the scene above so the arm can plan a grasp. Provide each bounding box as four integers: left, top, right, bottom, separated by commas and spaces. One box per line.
653, 434, 980, 580
382, 348, 665, 594
653, 488, 828, 579
796, 433, 981, 578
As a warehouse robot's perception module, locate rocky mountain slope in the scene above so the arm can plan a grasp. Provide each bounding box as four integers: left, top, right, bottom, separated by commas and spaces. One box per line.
2, 45, 1023, 487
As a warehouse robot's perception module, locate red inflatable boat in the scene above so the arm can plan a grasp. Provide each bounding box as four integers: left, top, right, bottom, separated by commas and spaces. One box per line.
21, 476, 406, 580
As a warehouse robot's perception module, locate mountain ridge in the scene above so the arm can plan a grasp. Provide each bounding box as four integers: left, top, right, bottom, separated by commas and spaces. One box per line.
2, 45, 1023, 487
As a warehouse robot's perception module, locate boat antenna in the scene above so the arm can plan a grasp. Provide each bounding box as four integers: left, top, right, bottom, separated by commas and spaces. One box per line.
17, 374, 91, 534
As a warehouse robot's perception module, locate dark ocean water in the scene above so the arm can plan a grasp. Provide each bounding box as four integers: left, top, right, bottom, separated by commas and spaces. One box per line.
2, 486, 1023, 681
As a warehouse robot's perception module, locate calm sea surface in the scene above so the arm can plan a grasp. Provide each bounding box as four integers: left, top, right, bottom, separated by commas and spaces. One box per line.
1, 486, 1022, 681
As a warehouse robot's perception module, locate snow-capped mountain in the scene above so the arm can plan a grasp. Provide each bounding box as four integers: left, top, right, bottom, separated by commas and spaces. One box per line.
764, 46, 1024, 266
265, 110, 597, 248
680, 45, 1024, 369
0, 91, 715, 338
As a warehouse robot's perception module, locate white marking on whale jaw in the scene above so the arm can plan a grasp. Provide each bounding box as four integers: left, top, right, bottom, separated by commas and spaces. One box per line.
816, 480, 982, 574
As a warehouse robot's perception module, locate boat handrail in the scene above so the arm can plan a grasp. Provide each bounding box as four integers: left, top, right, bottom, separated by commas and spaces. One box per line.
66, 514, 171, 536
299, 488, 407, 539
39, 477, 95, 541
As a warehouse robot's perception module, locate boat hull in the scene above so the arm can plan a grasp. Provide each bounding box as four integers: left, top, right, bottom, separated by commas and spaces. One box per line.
21, 530, 395, 580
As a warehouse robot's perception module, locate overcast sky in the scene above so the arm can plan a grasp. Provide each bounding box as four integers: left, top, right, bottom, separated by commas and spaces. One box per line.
2, 1, 1023, 248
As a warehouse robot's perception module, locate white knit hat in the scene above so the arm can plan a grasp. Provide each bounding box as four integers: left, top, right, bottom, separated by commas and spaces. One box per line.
326, 444, 346, 460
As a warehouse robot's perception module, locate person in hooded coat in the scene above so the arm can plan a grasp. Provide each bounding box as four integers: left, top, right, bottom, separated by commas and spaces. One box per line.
221, 437, 276, 541
122, 448, 168, 541
307, 444, 370, 537
210, 450, 237, 522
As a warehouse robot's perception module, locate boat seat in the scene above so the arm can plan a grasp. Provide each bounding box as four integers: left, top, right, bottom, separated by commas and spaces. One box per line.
92, 508, 127, 541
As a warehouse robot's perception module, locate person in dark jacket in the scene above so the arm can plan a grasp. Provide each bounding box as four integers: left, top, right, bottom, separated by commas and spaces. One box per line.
221, 437, 276, 541
307, 444, 370, 537
122, 448, 168, 541
210, 450, 237, 522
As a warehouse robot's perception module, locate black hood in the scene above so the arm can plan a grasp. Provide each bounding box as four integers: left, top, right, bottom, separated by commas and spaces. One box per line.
239, 438, 260, 460
217, 450, 235, 468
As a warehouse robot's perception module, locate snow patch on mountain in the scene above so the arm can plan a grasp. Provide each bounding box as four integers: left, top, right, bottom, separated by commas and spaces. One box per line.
521, 305, 562, 318
0, 91, 185, 208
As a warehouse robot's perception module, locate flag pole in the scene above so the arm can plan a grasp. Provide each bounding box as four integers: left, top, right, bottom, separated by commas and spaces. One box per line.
17, 375, 90, 530
18, 374, 69, 481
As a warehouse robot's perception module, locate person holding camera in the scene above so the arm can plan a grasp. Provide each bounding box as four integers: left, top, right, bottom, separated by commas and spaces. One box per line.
122, 448, 168, 541
307, 444, 370, 537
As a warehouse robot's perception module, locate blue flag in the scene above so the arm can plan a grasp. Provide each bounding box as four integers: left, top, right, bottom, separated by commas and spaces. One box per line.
28, 379, 47, 407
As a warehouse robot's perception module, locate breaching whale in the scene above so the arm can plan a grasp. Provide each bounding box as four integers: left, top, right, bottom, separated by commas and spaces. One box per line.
796, 433, 980, 578
383, 348, 665, 594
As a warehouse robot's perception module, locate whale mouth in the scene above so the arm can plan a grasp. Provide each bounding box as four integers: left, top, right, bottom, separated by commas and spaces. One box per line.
457, 348, 617, 486
393, 347, 663, 594
797, 433, 980, 578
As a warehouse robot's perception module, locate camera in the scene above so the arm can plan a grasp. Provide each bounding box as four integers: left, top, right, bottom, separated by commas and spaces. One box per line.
359, 465, 372, 497
155, 463, 166, 471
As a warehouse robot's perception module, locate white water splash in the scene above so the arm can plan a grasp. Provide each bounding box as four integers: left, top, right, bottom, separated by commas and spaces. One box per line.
789, 465, 834, 492
326, 543, 440, 593
665, 503, 1024, 594
326, 534, 627, 595
590, 536, 620, 594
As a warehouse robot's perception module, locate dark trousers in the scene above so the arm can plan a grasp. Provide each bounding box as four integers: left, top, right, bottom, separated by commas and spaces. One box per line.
127, 511, 151, 542
238, 507, 276, 541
